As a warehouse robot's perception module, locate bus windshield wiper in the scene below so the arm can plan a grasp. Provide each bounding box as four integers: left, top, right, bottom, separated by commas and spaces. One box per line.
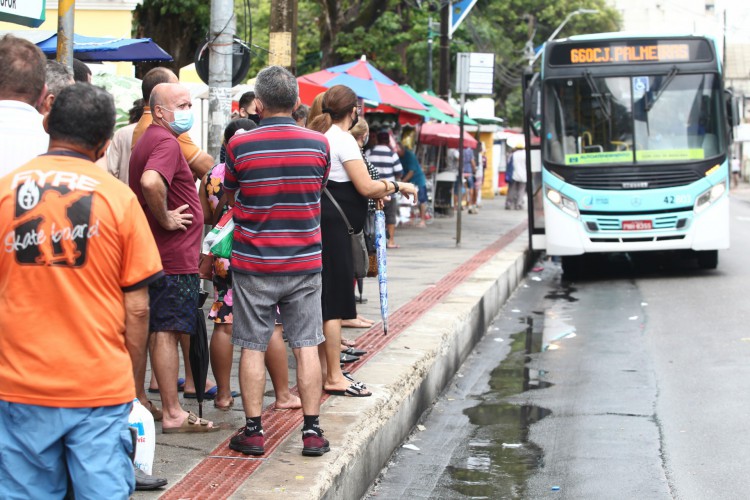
645, 66, 679, 112
583, 70, 611, 120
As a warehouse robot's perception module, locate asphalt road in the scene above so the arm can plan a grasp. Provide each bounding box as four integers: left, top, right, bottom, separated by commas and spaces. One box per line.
368, 193, 750, 499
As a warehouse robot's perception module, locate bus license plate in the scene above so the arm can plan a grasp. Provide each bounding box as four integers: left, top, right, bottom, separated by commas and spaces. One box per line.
622, 220, 652, 231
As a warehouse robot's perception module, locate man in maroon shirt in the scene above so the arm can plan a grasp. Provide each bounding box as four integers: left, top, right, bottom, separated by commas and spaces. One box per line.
129, 83, 216, 434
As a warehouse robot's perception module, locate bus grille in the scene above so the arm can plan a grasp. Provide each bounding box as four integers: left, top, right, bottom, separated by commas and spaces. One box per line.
569, 169, 702, 190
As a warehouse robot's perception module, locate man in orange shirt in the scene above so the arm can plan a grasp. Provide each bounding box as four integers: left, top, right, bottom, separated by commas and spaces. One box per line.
0, 84, 163, 498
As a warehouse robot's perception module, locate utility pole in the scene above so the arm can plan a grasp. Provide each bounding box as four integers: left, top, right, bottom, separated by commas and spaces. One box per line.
56, 0, 75, 72
427, 16, 435, 91
269, 0, 298, 74
438, 1, 450, 100
207, 0, 236, 160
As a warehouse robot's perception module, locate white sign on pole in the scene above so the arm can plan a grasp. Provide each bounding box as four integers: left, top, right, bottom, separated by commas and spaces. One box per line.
456, 52, 495, 95
0, 0, 46, 28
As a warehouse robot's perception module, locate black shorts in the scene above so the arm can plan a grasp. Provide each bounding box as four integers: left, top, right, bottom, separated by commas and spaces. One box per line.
148, 274, 200, 334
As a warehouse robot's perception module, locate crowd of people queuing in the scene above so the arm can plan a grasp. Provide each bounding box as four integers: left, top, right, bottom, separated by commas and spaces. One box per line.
0, 34, 424, 498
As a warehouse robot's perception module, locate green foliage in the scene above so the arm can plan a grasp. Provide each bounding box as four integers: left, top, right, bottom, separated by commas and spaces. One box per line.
135, 0, 619, 125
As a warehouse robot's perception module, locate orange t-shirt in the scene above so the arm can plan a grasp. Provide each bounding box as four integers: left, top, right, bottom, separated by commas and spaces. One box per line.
0, 153, 164, 408
132, 106, 201, 165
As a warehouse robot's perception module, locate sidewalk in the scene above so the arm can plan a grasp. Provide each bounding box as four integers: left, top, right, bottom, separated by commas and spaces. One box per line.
135, 195, 530, 499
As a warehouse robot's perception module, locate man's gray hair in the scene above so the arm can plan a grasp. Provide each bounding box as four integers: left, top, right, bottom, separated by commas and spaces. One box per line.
254, 66, 298, 113
45, 60, 74, 97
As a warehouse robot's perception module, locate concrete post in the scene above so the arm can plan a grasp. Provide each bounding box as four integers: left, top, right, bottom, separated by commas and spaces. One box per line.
438, 1, 450, 100
56, 0, 75, 72
207, 0, 236, 160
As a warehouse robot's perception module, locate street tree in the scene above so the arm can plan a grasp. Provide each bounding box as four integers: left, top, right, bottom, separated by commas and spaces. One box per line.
133, 0, 211, 76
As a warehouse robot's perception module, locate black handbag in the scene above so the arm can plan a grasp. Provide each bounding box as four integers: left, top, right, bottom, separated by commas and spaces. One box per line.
363, 210, 376, 254
324, 188, 368, 279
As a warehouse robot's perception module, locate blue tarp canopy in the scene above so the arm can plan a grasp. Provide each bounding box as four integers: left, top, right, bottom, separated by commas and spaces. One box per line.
1, 30, 172, 62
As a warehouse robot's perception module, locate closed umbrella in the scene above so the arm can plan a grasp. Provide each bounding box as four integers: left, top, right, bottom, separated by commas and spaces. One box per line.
189, 291, 210, 418
374, 210, 389, 335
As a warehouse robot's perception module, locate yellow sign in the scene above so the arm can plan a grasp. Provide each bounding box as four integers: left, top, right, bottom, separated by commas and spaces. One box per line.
269, 32, 292, 67
570, 44, 690, 65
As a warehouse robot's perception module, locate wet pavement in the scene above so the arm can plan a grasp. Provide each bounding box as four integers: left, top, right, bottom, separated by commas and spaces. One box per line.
366, 263, 553, 499
369, 185, 750, 500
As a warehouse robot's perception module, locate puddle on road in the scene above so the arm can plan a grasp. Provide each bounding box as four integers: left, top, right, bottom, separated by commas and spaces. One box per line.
444, 317, 552, 499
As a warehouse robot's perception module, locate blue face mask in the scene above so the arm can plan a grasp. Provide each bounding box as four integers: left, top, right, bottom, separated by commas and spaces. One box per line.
161, 107, 194, 135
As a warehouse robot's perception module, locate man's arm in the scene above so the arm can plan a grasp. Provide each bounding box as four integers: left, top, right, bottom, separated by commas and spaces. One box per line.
188, 151, 214, 178
141, 170, 193, 231
124, 286, 150, 395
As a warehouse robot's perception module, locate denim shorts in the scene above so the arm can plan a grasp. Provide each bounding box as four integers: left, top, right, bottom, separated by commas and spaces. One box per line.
417, 184, 428, 205
148, 274, 200, 334
232, 273, 324, 351
0, 401, 134, 499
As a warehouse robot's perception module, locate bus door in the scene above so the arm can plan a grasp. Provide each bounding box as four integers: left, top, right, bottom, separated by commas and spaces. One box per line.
523, 71, 545, 251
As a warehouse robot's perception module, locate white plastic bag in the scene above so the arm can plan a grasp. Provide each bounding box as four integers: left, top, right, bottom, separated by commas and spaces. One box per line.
129, 399, 155, 474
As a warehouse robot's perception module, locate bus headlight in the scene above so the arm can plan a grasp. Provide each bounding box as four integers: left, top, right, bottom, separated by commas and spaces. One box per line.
546, 188, 580, 218
694, 181, 726, 214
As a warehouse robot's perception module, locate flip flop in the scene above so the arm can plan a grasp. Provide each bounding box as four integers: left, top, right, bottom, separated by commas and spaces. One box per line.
386, 244, 400, 249
340, 353, 360, 364
324, 381, 372, 398
162, 412, 219, 434
147, 378, 185, 394
341, 347, 367, 357
184, 387, 240, 400
342, 371, 355, 382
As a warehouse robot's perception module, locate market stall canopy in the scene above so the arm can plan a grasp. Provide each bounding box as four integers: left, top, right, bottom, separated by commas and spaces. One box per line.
366, 84, 478, 126
1, 30, 173, 62
299, 56, 425, 111
297, 79, 328, 106
419, 121, 478, 149
421, 91, 458, 117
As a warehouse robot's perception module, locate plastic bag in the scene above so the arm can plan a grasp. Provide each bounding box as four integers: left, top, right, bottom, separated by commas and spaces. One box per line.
207, 209, 234, 259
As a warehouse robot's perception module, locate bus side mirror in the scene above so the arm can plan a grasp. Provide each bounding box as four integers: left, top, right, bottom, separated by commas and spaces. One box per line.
725, 89, 740, 127
524, 72, 542, 137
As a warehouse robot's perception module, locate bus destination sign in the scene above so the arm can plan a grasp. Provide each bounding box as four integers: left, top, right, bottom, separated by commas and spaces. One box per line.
549, 39, 714, 66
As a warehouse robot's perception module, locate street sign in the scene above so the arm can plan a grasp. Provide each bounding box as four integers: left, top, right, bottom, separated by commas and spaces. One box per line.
0, 0, 46, 28
455, 52, 495, 95
449, 0, 478, 38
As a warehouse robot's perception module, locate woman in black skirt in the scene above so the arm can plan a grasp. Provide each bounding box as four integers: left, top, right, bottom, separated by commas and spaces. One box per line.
308, 85, 417, 397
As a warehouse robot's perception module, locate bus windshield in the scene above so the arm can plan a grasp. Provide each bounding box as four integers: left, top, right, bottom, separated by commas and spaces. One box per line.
543, 73, 725, 166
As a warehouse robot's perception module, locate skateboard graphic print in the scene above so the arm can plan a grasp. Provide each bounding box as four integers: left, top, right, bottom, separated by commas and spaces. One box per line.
7, 171, 100, 267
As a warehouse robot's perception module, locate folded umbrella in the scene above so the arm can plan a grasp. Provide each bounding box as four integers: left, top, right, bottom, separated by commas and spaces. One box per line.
374, 210, 389, 335
189, 291, 210, 418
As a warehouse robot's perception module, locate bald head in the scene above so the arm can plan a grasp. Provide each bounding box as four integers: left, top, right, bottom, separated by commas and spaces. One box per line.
150, 83, 192, 136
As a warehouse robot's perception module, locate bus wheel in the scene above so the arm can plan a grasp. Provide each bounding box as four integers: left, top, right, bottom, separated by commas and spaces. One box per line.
696, 250, 718, 270
562, 255, 586, 279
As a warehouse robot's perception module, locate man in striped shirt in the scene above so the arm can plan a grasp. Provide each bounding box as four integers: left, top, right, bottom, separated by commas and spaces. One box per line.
366, 131, 403, 248
224, 66, 331, 457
